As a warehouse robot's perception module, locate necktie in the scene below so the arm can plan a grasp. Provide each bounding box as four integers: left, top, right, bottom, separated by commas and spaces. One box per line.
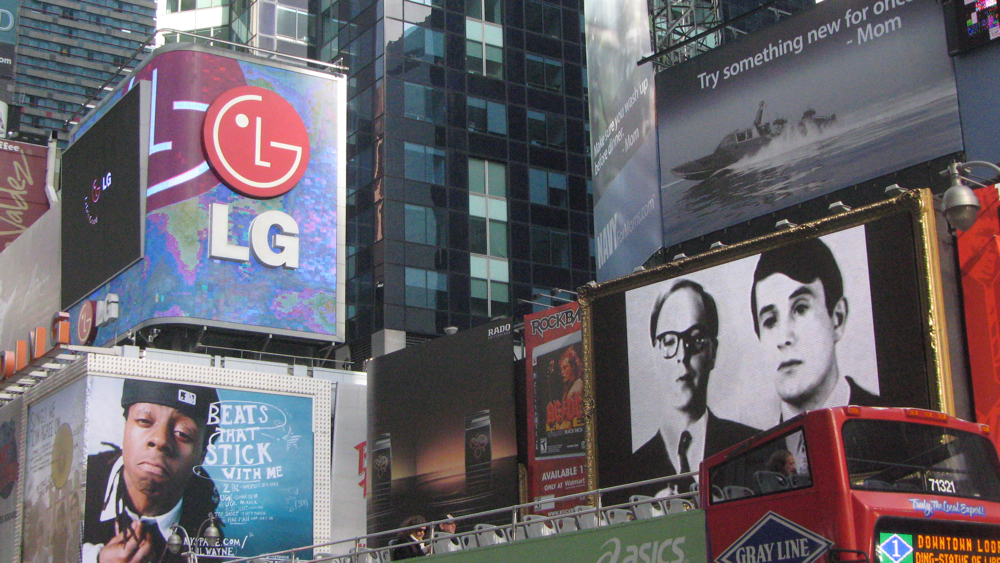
679, 431, 692, 473
676, 431, 696, 493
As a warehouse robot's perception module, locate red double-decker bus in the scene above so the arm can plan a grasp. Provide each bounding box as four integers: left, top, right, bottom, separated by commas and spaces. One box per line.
703, 407, 1000, 563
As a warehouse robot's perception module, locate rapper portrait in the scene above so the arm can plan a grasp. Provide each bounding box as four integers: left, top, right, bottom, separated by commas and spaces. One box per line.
622, 226, 880, 490
82, 378, 223, 563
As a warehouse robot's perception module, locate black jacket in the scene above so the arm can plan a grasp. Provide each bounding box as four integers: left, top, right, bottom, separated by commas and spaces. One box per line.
82, 449, 222, 563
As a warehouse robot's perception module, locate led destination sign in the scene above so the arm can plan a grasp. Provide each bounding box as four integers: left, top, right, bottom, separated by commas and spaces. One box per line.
879, 532, 1000, 563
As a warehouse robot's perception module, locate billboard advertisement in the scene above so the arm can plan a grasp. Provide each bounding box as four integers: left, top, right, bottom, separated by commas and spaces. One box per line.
0, 397, 22, 563
82, 375, 316, 561
22, 377, 87, 563
0, 200, 60, 353
312, 369, 369, 554
61, 82, 147, 309
0, 0, 17, 47
583, 191, 948, 499
66, 45, 348, 343
655, 0, 962, 248
957, 186, 1000, 452
585, 0, 663, 281
525, 303, 588, 514
366, 319, 518, 540
0, 139, 48, 252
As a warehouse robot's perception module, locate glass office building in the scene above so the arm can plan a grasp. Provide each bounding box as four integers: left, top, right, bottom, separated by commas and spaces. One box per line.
312, 0, 594, 362
13, 0, 156, 136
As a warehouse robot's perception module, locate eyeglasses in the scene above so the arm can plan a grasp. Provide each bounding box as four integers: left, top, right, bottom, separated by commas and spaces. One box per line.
653, 325, 712, 359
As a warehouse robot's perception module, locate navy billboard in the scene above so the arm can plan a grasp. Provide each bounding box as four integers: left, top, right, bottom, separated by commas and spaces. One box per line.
585, 0, 663, 281
656, 0, 961, 247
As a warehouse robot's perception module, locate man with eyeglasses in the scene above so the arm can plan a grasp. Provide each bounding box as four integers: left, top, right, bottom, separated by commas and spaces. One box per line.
633, 279, 757, 497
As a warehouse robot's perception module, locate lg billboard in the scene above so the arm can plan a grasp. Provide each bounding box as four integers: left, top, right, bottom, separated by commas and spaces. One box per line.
64, 45, 348, 343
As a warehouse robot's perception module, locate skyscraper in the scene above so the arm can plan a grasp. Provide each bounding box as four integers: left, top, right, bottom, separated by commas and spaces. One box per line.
312, 0, 594, 362
12, 0, 156, 137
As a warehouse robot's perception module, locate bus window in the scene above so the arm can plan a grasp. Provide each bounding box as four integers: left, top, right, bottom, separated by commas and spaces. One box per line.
843, 419, 1000, 501
708, 429, 813, 504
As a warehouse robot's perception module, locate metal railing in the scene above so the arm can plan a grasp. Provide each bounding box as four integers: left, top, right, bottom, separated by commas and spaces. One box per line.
63, 28, 347, 130
223, 471, 701, 563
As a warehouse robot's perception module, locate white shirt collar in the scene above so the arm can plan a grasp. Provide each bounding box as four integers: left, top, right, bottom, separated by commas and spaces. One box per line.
660, 410, 708, 473
98, 456, 184, 542
780, 375, 850, 421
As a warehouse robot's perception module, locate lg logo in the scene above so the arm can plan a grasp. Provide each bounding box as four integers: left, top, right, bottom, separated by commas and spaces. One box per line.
202, 86, 309, 269
202, 86, 310, 199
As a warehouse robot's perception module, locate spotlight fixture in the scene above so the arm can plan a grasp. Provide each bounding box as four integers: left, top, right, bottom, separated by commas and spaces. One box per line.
828, 201, 851, 214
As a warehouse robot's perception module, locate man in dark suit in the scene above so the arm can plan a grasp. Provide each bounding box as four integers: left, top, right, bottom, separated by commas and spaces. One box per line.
631, 280, 759, 498
82, 379, 221, 563
751, 238, 881, 473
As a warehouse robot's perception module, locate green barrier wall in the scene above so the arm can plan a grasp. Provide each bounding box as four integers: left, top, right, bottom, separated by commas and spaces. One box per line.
431, 510, 707, 563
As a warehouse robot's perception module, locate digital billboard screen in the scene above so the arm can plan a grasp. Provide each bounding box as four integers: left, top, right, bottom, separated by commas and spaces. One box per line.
60, 82, 147, 309
583, 191, 948, 500
952, 0, 1000, 54
65, 46, 348, 343
655, 0, 961, 249
366, 319, 519, 541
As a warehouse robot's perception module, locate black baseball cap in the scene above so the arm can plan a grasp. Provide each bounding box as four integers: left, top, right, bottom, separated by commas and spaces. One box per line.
121, 379, 218, 425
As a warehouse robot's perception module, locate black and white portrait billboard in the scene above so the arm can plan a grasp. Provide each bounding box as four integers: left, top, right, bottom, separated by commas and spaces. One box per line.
655, 0, 962, 248
584, 190, 948, 497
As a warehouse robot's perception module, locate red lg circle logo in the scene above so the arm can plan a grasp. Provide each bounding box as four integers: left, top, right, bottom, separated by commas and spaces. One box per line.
202, 86, 311, 199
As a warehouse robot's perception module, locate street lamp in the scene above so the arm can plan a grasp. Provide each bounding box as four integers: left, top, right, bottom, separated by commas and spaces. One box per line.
941, 161, 1000, 231
160, 513, 223, 563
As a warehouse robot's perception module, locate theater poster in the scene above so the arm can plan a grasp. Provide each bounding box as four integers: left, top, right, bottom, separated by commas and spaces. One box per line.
84, 375, 316, 560
525, 303, 588, 514
22, 378, 87, 563
581, 190, 950, 496
655, 0, 962, 248
0, 396, 22, 563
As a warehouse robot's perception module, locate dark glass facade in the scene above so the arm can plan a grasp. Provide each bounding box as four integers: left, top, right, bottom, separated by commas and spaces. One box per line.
312, 0, 593, 360
14, 0, 156, 135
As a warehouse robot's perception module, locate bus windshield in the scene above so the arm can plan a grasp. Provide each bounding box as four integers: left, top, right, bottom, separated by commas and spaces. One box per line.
843, 419, 1000, 501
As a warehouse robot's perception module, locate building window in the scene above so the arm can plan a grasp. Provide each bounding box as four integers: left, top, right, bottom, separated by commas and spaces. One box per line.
404, 82, 447, 125
531, 226, 570, 267
524, 0, 561, 38
466, 19, 503, 78
163, 27, 230, 45
525, 54, 563, 92
404, 142, 446, 185
403, 24, 445, 64
411, 0, 445, 7
277, 6, 312, 42
529, 167, 567, 207
467, 96, 507, 135
469, 158, 506, 198
405, 204, 448, 246
527, 110, 565, 148
405, 267, 448, 309
471, 256, 509, 317
470, 195, 507, 258
466, 0, 502, 23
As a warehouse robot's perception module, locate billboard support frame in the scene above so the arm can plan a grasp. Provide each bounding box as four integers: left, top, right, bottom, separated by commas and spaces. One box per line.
579, 188, 952, 492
